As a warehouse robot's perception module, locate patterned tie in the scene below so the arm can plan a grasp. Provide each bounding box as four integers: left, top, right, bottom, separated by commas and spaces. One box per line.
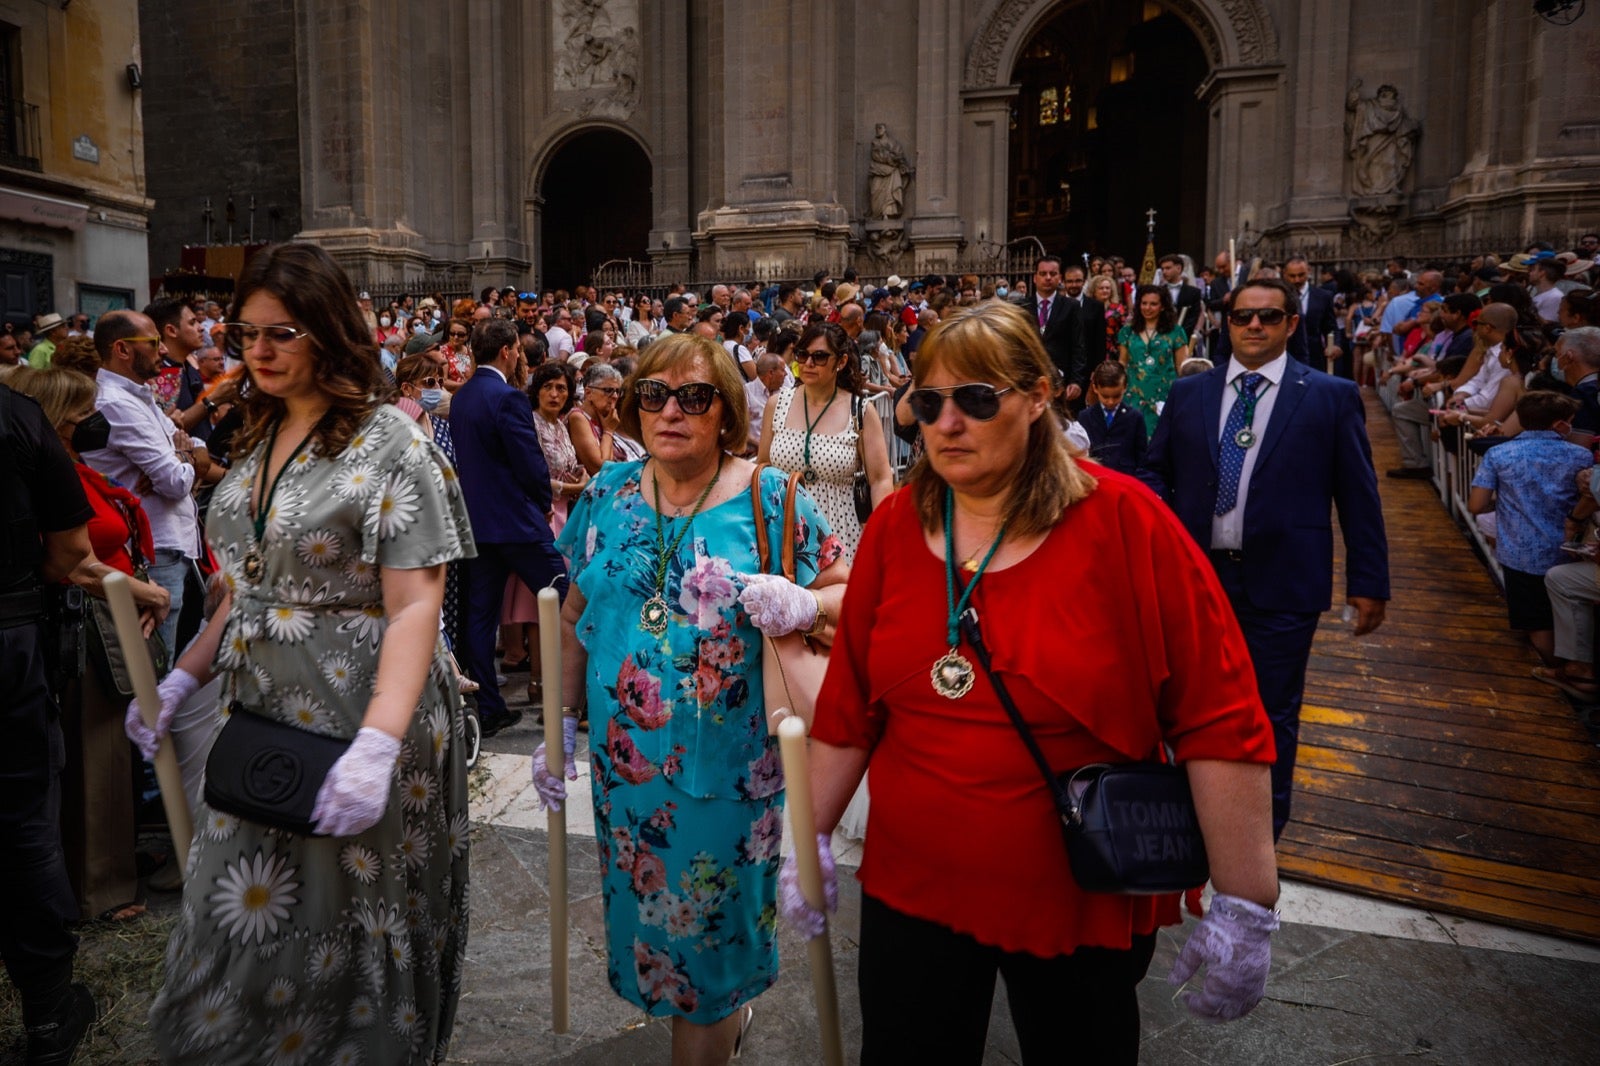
1038, 296, 1049, 330
1214, 372, 1265, 517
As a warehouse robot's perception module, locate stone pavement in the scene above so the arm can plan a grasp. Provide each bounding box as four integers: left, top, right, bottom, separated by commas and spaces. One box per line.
453, 711, 1600, 1065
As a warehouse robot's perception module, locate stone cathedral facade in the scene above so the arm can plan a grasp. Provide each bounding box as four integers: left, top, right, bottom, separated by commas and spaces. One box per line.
141, 0, 1599, 291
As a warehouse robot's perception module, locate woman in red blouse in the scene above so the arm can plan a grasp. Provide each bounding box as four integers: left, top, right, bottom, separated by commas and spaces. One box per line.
785, 302, 1280, 1064
3, 367, 170, 920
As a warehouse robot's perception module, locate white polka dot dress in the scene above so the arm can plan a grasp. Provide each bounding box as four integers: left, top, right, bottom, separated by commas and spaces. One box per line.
769, 387, 864, 565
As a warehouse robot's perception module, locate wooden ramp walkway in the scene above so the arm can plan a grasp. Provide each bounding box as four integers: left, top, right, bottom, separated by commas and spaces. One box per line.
1275, 391, 1600, 944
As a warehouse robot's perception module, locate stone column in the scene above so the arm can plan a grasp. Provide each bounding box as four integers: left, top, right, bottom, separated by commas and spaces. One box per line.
908, 0, 963, 269
649, 0, 693, 279
959, 86, 1018, 254
293, 0, 425, 282
463, 0, 523, 280
1199, 65, 1286, 263
692, 0, 850, 276
1283, 2, 1351, 227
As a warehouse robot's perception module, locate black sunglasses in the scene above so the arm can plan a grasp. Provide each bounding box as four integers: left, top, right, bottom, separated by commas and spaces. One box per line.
908, 383, 1015, 423
1227, 307, 1290, 327
635, 379, 720, 415
797, 349, 837, 366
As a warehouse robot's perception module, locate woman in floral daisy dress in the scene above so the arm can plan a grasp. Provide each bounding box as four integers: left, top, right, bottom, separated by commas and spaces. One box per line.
536, 333, 848, 1061
140, 244, 476, 1066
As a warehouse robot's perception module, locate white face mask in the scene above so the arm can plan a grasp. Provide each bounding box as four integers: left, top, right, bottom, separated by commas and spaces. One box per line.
413, 320, 429, 334
379, 316, 392, 327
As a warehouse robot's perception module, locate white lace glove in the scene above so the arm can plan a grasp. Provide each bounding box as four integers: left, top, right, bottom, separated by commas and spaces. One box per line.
1167, 893, 1280, 1021
531, 716, 581, 812
778, 832, 839, 940
310, 727, 400, 837
738, 573, 818, 636
125, 667, 200, 762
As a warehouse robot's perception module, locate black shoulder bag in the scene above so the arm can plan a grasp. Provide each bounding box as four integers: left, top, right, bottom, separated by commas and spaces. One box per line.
204, 701, 352, 836
851, 393, 873, 524
959, 607, 1209, 894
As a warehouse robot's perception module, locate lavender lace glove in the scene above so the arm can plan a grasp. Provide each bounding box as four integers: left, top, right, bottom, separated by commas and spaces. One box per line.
125, 667, 200, 762
1167, 893, 1280, 1021
739, 573, 817, 636
310, 727, 400, 837
531, 716, 580, 812
778, 832, 839, 940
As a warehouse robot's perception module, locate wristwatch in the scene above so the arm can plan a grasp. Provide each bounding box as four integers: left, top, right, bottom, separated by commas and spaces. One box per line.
805, 593, 829, 638
203, 398, 218, 414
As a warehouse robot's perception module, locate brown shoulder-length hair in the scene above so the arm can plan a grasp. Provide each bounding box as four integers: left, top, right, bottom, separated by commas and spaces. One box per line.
909, 301, 1096, 536
229, 242, 386, 461
796, 321, 865, 394
616, 331, 747, 454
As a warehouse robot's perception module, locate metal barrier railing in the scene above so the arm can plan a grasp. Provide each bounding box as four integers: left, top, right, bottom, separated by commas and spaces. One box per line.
1428, 416, 1503, 590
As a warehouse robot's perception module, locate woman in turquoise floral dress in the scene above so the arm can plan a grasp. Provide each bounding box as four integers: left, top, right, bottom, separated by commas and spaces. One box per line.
1116, 284, 1192, 434
141, 244, 476, 1065
538, 333, 848, 1062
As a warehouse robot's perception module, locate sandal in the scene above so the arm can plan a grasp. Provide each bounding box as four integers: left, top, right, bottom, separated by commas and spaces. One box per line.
94, 902, 147, 923
1532, 666, 1600, 699
731, 1004, 754, 1059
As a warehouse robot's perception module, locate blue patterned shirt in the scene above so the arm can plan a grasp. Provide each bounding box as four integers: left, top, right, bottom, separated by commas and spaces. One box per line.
1471, 431, 1594, 574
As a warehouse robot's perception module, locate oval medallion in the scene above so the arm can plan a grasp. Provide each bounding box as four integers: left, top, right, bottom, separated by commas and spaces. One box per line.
640, 595, 670, 636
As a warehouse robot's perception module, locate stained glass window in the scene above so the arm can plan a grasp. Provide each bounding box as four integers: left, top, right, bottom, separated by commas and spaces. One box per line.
1039, 87, 1059, 126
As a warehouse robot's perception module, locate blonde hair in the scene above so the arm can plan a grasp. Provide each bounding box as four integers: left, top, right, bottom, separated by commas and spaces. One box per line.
1088, 275, 1118, 303
909, 301, 1096, 535
617, 332, 749, 455
3, 365, 96, 429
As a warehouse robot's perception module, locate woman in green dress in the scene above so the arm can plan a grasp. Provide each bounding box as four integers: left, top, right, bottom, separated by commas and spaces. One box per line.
142, 243, 476, 1065
1116, 284, 1192, 434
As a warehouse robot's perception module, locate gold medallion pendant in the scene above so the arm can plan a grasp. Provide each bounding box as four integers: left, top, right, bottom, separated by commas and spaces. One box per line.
242, 545, 265, 585
931, 650, 976, 699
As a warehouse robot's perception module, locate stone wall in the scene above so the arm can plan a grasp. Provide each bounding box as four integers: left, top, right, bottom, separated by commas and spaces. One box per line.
138, 0, 301, 279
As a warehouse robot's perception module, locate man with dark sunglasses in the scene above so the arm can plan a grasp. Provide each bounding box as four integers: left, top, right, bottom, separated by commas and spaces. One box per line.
1143, 277, 1389, 841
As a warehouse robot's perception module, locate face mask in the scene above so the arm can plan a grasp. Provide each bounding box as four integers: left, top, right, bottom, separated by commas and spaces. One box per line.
1552, 361, 1567, 385
71, 410, 112, 453
418, 387, 444, 411
413, 320, 429, 334
996, 286, 1008, 298
432, 310, 443, 323
379, 316, 392, 327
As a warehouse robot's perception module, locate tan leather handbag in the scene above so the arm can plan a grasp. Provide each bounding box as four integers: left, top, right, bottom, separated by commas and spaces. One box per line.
750, 465, 829, 734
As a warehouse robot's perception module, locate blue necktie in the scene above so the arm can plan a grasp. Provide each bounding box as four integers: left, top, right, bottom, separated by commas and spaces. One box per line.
1215, 373, 1265, 516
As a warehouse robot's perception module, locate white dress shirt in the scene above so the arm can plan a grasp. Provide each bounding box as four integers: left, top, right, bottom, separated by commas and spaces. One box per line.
1211, 352, 1289, 551
744, 373, 791, 448
1451, 343, 1510, 413
87, 368, 201, 556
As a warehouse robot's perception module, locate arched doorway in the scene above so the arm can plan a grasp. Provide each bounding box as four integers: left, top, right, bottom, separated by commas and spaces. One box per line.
538, 128, 652, 290
1007, 2, 1210, 260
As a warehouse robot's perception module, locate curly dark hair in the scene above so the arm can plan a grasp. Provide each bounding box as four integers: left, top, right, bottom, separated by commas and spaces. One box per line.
229, 243, 386, 462
529, 360, 578, 417
796, 321, 865, 394
1131, 284, 1177, 335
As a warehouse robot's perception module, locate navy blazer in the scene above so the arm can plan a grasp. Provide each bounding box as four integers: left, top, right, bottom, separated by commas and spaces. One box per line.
1140, 358, 1390, 614
1078, 401, 1147, 476
449, 366, 554, 545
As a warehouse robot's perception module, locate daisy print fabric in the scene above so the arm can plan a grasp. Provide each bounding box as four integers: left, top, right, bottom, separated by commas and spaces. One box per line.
554, 461, 841, 1025
150, 404, 477, 1065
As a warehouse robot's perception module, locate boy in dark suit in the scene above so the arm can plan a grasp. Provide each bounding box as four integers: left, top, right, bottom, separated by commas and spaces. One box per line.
1079, 361, 1147, 475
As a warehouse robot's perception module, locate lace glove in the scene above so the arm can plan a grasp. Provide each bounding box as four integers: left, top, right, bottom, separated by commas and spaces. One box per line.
310, 728, 401, 837
1167, 893, 1280, 1021
778, 832, 839, 940
531, 716, 580, 812
738, 573, 818, 636
125, 667, 200, 762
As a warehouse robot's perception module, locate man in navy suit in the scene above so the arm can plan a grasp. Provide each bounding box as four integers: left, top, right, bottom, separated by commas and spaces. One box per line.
450, 317, 566, 735
1025, 255, 1088, 403
1143, 278, 1390, 839
1283, 257, 1340, 369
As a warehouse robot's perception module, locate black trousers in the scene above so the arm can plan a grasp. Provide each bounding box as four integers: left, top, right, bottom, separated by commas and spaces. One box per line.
858, 893, 1156, 1065
0, 621, 80, 1012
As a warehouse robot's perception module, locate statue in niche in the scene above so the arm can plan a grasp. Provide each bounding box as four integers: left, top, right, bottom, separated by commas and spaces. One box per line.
554, 0, 640, 115
1344, 80, 1420, 198
868, 124, 914, 220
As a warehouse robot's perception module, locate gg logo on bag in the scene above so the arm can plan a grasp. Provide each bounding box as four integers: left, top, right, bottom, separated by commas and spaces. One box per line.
244, 748, 303, 805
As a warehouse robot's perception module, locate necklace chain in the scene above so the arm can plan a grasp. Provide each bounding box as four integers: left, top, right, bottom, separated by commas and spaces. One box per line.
944, 488, 1007, 648
650, 454, 724, 594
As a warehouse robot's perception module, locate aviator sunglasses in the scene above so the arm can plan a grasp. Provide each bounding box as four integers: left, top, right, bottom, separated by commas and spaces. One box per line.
907, 383, 1015, 423
634, 378, 720, 415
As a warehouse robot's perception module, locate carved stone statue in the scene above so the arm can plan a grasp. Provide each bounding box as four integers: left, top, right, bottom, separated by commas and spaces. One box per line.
868, 124, 914, 220
1344, 80, 1420, 198
553, 0, 640, 116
